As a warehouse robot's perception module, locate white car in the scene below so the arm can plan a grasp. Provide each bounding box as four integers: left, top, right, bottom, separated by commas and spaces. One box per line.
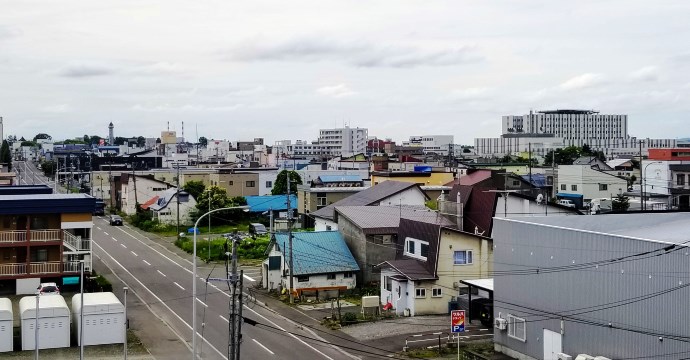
36, 282, 60, 295
557, 199, 576, 208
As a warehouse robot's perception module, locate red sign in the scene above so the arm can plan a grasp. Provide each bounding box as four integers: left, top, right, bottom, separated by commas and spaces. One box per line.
451, 310, 465, 333
99, 139, 105, 146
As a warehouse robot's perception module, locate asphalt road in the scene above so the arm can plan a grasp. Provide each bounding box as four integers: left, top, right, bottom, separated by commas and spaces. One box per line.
14, 160, 55, 187
91, 218, 359, 360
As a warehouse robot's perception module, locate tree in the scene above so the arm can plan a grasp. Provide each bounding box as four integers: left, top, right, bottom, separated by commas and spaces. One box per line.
33, 133, 52, 142
183, 180, 206, 201
271, 170, 302, 195
199, 137, 208, 147
40, 160, 56, 177
194, 186, 248, 225
0, 140, 11, 170
89, 135, 103, 145
612, 193, 630, 211
114, 137, 128, 145
137, 136, 146, 148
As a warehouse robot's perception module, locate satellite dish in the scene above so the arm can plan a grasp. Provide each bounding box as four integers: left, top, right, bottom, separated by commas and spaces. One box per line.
536, 194, 544, 205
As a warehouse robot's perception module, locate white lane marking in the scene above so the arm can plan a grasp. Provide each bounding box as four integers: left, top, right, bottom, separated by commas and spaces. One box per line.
112, 237, 118, 242
196, 298, 208, 307
243, 306, 335, 360
243, 274, 256, 282
143, 260, 151, 266
92, 242, 227, 360
219, 315, 228, 322
174, 282, 185, 291
96, 226, 102, 230
103, 232, 109, 236
252, 339, 275, 355
120, 243, 127, 249
157, 270, 167, 277
131, 251, 138, 257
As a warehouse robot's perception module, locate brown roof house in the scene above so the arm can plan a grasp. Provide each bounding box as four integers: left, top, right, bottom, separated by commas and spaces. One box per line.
335, 206, 454, 284
378, 218, 493, 317
312, 180, 429, 232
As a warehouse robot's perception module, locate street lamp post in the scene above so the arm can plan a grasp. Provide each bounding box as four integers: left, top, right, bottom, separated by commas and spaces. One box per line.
642, 161, 662, 211
192, 205, 249, 359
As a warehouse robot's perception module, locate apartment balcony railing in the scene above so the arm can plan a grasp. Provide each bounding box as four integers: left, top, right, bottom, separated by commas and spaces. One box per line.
0, 230, 27, 243
0, 263, 27, 276
63, 231, 90, 251
29, 261, 62, 274
29, 229, 62, 242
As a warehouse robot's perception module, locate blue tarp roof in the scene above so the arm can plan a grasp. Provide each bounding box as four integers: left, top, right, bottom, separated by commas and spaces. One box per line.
521, 174, 547, 188
275, 231, 360, 275
318, 175, 362, 183
244, 195, 297, 212
556, 193, 584, 199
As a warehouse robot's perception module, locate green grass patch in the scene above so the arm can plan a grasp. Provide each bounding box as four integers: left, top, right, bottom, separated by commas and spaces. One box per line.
175, 234, 271, 262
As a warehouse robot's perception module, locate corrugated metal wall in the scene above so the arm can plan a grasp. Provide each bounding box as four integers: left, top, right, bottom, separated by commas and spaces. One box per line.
493, 217, 690, 359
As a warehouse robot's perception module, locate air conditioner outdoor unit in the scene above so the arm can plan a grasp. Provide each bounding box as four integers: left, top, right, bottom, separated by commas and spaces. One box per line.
494, 318, 507, 330
557, 354, 573, 360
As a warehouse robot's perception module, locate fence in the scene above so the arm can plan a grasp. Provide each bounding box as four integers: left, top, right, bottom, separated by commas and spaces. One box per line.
0, 230, 26, 243
29, 229, 62, 242
63, 231, 90, 251
0, 263, 27, 276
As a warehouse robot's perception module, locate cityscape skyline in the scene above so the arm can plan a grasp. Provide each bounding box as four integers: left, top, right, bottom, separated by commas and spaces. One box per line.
2, 1, 690, 144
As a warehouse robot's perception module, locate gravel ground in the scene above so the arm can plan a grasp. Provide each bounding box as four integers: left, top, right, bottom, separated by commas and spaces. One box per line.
340, 314, 450, 340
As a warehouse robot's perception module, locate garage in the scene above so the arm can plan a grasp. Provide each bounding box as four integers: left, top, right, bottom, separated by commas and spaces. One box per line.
72, 292, 125, 346
0, 298, 12, 352
20, 295, 71, 350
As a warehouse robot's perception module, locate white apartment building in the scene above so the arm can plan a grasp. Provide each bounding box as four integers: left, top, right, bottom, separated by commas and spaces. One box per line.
404, 135, 454, 156
318, 126, 368, 157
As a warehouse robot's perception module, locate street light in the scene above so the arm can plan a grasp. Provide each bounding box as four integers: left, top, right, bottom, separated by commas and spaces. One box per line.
642, 161, 662, 211
192, 205, 250, 359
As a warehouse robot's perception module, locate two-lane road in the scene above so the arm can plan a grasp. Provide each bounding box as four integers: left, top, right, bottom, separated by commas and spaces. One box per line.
92, 217, 362, 360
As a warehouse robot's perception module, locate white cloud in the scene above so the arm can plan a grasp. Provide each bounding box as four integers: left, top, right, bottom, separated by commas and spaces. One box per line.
447, 87, 491, 101
628, 66, 659, 82
129, 62, 191, 76
41, 104, 71, 113
131, 103, 244, 112
558, 73, 605, 91
316, 84, 357, 98
58, 64, 117, 78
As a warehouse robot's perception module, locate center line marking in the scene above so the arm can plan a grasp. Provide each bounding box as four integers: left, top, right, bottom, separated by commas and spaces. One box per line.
112, 237, 118, 242
157, 270, 166, 277
96, 226, 101, 230
174, 282, 185, 291
143, 260, 151, 266
131, 251, 138, 257
252, 339, 275, 355
103, 232, 109, 236
120, 243, 127, 249
243, 274, 256, 282
196, 298, 208, 307
219, 315, 228, 322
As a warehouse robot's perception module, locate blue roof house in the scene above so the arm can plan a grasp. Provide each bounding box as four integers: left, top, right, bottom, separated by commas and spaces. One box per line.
244, 195, 297, 213
262, 231, 360, 298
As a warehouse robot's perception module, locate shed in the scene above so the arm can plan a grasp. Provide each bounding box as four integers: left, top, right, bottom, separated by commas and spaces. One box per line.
72, 292, 125, 346
19, 295, 71, 350
0, 298, 12, 352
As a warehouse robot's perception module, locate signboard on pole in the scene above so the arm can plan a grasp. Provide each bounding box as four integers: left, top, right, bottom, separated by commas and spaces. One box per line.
451, 310, 465, 333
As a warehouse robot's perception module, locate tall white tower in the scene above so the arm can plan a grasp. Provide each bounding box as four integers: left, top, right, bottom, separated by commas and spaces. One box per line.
108, 122, 114, 145
0, 117, 4, 142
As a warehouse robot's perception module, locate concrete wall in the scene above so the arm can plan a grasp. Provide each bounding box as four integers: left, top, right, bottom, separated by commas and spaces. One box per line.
556, 165, 627, 201
314, 218, 337, 232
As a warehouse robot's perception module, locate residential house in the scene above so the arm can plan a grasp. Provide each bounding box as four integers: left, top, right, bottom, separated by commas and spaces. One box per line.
493, 213, 690, 360
371, 168, 455, 187
0, 192, 94, 294
572, 156, 613, 171
117, 174, 174, 215
555, 165, 627, 208
262, 231, 359, 299
335, 206, 455, 284
141, 188, 197, 225
209, 172, 260, 197
640, 149, 690, 210
378, 219, 492, 316
606, 158, 638, 179
244, 194, 297, 230
311, 181, 429, 231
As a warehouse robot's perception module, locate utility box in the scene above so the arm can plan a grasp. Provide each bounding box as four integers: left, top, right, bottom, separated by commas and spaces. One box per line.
0, 298, 13, 352
19, 295, 71, 350
72, 292, 125, 346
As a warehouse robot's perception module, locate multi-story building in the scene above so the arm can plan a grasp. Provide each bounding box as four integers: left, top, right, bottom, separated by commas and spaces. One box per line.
475, 109, 677, 158
641, 148, 690, 210
0, 188, 94, 294
318, 126, 368, 157
403, 135, 454, 156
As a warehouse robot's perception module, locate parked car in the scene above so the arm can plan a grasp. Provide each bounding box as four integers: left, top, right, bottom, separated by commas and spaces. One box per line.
110, 215, 123, 226
557, 199, 576, 208
36, 282, 60, 295
249, 223, 268, 236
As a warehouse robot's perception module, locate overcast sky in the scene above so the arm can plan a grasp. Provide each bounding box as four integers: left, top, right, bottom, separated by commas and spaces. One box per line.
2, 1, 689, 145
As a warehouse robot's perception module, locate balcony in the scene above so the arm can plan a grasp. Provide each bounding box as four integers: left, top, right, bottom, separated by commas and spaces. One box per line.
0, 261, 87, 277
0, 231, 27, 243
0, 263, 27, 276
29, 229, 62, 242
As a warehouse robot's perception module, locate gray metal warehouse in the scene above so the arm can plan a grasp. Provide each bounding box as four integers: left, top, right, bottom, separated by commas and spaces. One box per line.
492, 213, 690, 360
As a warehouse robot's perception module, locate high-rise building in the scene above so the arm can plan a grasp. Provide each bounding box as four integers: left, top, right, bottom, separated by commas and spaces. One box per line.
403, 135, 454, 156
318, 126, 368, 157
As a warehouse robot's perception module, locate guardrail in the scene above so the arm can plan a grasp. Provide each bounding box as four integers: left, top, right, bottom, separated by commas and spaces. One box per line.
0, 230, 27, 243
63, 231, 90, 251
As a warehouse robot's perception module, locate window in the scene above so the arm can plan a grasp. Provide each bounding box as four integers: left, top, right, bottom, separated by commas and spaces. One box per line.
297, 275, 309, 282
31, 248, 48, 262
404, 237, 429, 261
384, 276, 392, 291
420, 243, 429, 258
407, 240, 415, 254
415, 288, 426, 298
327, 273, 336, 280
344, 272, 353, 278
228, 181, 234, 186
560, 184, 566, 190
512, 180, 520, 186
571, 184, 577, 191
432, 288, 442, 298
325, 225, 332, 231
599, 184, 608, 191
678, 174, 686, 186
152, 187, 166, 192
458, 285, 479, 296
317, 192, 327, 207
507, 314, 526, 342
453, 250, 473, 265
266, 181, 272, 188
246, 181, 255, 188
546, 176, 553, 185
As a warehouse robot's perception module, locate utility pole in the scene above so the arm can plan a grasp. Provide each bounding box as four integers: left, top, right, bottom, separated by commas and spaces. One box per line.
287, 173, 294, 304
34, 294, 39, 360
176, 162, 180, 236
209, 235, 243, 360
639, 140, 644, 211
131, 163, 138, 207
123, 287, 128, 360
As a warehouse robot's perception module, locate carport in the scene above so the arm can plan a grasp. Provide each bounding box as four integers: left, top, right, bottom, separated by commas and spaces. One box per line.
460, 278, 493, 325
